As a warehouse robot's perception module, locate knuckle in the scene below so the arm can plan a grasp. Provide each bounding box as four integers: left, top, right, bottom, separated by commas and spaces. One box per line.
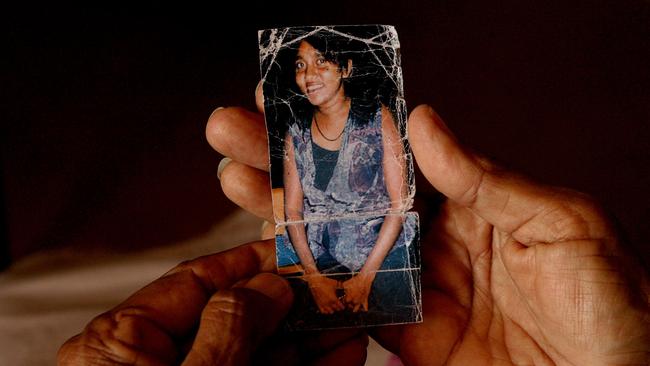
459, 164, 487, 207
57, 335, 84, 365
573, 193, 609, 223
204, 289, 256, 328
165, 258, 199, 276
61, 309, 144, 364
209, 289, 250, 312
549, 189, 613, 239
164, 258, 216, 292
559, 188, 601, 213
475, 154, 497, 171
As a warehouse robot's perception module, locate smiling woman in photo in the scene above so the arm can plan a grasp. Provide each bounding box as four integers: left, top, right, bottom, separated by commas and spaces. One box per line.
261, 27, 421, 329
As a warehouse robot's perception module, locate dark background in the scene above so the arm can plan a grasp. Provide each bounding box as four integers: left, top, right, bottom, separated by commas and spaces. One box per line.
2, 1, 649, 269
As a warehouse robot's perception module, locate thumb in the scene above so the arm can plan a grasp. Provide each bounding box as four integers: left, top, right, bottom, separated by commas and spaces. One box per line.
407, 105, 607, 243
182, 273, 293, 365
408, 105, 485, 208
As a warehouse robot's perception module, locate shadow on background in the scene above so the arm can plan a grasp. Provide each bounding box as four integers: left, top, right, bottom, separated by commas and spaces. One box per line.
2, 1, 649, 266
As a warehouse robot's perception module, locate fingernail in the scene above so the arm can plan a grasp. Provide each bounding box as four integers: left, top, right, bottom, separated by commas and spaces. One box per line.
244, 273, 291, 301
217, 157, 232, 180
209, 106, 225, 120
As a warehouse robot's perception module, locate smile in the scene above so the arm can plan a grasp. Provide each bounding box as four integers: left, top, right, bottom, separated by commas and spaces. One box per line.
306, 84, 324, 94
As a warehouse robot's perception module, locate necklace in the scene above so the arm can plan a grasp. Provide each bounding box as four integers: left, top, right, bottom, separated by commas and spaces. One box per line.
313, 113, 345, 142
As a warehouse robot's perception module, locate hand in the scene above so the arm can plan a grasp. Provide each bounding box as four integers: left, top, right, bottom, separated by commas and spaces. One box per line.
306, 275, 346, 314
342, 272, 376, 312
58, 241, 368, 365
208, 95, 650, 365
368, 106, 650, 365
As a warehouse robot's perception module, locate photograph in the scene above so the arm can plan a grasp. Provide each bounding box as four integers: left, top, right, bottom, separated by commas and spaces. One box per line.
259, 25, 422, 330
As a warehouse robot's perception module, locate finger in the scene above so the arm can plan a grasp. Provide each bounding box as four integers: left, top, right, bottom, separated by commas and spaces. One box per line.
329, 301, 338, 313
219, 159, 274, 222
58, 316, 177, 365
335, 301, 344, 312
255, 80, 265, 114
184, 273, 292, 365
135, 240, 278, 336
331, 300, 341, 312
316, 302, 329, 314
59, 241, 277, 364
110, 241, 276, 337
206, 107, 269, 171
350, 301, 358, 313
335, 300, 345, 311
185, 273, 293, 365
408, 105, 608, 244
328, 300, 341, 313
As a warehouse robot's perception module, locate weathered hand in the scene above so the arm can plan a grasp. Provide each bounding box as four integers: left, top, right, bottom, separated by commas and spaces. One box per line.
306, 275, 346, 314
58, 241, 368, 366
342, 272, 376, 312
370, 106, 650, 365
206, 87, 649, 365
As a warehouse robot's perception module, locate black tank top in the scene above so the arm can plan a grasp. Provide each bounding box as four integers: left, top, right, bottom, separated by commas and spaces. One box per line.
311, 142, 339, 191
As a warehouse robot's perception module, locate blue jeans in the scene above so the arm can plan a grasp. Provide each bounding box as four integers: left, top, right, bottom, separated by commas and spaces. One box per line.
285, 238, 421, 330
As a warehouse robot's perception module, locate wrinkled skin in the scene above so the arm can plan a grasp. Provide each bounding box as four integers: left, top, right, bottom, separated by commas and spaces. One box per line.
206, 84, 650, 365
57, 241, 369, 366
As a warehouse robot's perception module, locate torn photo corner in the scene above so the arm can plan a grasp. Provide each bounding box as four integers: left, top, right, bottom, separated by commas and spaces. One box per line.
258, 25, 421, 330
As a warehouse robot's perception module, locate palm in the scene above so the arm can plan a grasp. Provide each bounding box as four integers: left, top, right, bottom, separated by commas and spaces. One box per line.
373, 199, 648, 365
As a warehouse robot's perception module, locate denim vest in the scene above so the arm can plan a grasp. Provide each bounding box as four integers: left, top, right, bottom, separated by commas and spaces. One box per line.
290, 104, 390, 218
283, 104, 415, 272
